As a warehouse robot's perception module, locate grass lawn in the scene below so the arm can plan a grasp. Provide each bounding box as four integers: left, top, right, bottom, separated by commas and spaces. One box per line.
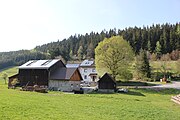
150, 61, 178, 73
0, 66, 180, 120
0, 80, 180, 120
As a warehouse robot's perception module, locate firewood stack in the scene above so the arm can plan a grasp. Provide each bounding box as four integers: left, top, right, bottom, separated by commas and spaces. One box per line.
171, 94, 180, 105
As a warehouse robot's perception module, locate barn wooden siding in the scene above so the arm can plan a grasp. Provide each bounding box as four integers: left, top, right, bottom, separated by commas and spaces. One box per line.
18, 60, 65, 86
98, 73, 117, 91
70, 69, 82, 81
19, 69, 49, 86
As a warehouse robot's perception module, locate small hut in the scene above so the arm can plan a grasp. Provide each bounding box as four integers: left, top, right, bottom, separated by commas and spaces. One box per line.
98, 73, 117, 92
8, 74, 19, 88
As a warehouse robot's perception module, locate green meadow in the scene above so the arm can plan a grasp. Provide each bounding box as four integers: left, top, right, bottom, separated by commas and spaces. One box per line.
150, 61, 178, 72
0, 66, 180, 120
0, 81, 180, 120
0, 66, 18, 79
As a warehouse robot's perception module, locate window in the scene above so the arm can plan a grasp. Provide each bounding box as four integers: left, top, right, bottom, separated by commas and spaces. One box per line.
84, 75, 87, 79
41, 60, 52, 66
84, 69, 87, 73
92, 69, 96, 72
26, 60, 37, 66
92, 76, 96, 81
85, 62, 89, 64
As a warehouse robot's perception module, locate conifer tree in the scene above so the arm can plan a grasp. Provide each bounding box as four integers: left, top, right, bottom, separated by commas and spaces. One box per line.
77, 46, 83, 61
134, 50, 151, 80
155, 41, 162, 59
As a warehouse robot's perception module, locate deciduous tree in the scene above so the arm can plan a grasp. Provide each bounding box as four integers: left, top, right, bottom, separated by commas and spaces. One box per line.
1, 72, 8, 84
95, 36, 134, 80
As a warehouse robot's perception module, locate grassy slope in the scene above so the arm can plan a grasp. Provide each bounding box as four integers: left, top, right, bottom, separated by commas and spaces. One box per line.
150, 61, 177, 72
0, 66, 18, 77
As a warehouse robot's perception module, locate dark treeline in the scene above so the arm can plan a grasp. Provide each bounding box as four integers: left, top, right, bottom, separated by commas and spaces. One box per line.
35, 23, 180, 60
0, 23, 179, 70
0, 50, 49, 70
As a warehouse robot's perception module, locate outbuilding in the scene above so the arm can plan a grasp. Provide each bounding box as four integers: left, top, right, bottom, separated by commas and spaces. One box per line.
49, 67, 83, 91
8, 74, 19, 88
98, 73, 117, 92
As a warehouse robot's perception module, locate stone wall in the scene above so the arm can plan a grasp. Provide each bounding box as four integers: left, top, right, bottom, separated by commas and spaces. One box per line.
49, 80, 81, 92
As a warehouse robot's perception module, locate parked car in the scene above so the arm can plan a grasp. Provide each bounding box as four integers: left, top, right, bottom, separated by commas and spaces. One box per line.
117, 88, 128, 93
80, 82, 90, 87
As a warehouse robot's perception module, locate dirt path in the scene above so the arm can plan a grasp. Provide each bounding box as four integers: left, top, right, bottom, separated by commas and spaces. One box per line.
136, 81, 180, 89
152, 81, 180, 89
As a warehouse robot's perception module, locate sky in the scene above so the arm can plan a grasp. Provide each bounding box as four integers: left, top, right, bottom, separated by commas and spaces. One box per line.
0, 0, 179, 52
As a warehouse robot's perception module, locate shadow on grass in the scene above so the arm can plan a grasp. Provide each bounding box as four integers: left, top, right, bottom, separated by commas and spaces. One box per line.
89, 90, 145, 97
124, 90, 146, 97
117, 81, 158, 87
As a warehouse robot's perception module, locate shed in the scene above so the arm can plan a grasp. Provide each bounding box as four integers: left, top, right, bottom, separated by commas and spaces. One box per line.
8, 74, 19, 88
98, 73, 117, 92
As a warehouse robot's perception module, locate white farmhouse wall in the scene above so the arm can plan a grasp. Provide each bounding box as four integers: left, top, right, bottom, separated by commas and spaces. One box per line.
79, 67, 97, 82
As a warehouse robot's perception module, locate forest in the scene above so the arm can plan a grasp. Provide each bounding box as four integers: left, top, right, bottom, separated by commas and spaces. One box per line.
0, 23, 179, 70
35, 23, 180, 60
0, 50, 48, 70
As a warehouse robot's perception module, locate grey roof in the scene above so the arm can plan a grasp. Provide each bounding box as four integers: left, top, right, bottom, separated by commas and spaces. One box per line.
66, 64, 80, 68
19, 59, 60, 69
50, 67, 77, 80
80, 60, 94, 67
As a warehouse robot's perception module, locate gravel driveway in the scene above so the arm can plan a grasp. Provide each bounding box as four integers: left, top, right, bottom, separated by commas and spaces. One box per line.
152, 81, 180, 89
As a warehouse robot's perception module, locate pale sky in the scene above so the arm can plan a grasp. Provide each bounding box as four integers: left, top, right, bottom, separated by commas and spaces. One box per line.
0, 0, 179, 52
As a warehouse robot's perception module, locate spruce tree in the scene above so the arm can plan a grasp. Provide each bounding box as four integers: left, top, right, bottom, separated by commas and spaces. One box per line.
134, 49, 151, 80
77, 46, 83, 61
155, 41, 162, 59
141, 50, 151, 78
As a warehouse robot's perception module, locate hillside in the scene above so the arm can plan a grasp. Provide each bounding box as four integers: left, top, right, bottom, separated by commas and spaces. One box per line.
0, 23, 180, 70
0, 50, 49, 70
35, 23, 180, 60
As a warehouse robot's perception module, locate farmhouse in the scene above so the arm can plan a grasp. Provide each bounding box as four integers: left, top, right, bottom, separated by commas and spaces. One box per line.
78, 59, 98, 82
17, 59, 82, 91
98, 73, 117, 92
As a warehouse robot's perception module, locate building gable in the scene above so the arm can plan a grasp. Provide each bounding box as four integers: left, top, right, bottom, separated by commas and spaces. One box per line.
70, 69, 83, 81
98, 73, 116, 90
50, 68, 82, 81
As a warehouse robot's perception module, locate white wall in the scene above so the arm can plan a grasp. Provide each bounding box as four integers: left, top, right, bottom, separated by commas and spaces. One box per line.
79, 67, 97, 82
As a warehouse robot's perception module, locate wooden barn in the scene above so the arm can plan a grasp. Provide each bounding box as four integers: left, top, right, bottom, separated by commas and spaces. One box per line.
98, 73, 117, 92
18, 59, 65, 86
18, 59, 82, 91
